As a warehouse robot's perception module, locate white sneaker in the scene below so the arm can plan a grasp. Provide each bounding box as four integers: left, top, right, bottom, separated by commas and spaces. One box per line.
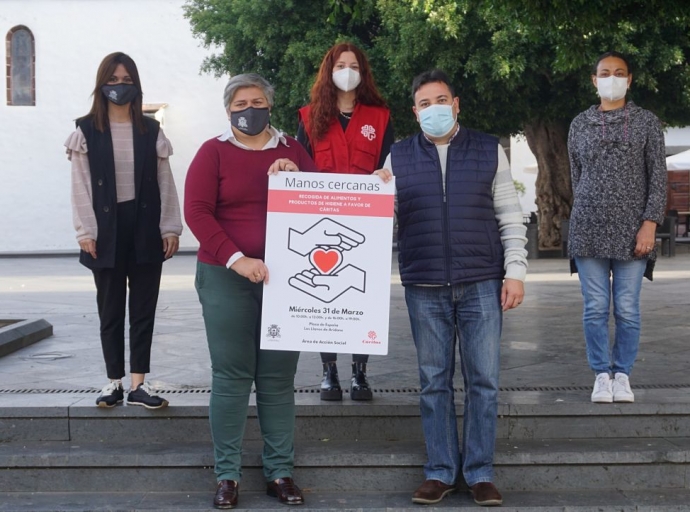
591, 373, 613, 403
612, 372, 635, 402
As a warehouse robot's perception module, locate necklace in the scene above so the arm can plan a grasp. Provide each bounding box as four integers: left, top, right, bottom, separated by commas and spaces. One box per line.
599, 102, 629, 143
339, 111, 352, 120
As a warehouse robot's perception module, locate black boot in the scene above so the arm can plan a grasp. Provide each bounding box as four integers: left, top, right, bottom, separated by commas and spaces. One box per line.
350, 362, 373, 401
320, 362, 343, 401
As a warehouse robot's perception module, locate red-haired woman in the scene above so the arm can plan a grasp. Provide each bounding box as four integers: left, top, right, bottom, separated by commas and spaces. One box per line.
297, 42, 393, 402
66, 52, 182, 409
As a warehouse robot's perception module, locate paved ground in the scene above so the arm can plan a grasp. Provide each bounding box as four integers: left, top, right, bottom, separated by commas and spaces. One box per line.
0, 246, 689, 399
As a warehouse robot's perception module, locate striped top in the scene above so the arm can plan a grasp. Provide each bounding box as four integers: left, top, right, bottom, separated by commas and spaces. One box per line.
66, 124, 183, 242
110, 122, 136, 202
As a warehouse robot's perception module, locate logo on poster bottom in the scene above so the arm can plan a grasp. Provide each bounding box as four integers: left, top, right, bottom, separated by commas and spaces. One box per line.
362, 330, 381, 344
266, 324, 281, 340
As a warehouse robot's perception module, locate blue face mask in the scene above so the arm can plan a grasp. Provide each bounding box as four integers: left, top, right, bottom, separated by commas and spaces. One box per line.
418, 104, 456, 138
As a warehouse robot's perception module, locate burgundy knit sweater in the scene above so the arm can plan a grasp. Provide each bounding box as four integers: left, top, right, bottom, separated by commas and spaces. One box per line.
184, 136, 318, 266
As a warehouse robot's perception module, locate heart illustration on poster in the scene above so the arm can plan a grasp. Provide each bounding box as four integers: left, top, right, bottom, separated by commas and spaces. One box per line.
309, 247, 342, 275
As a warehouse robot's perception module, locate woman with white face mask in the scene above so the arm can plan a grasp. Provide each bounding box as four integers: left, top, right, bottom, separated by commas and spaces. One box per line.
567, 51, 667, 405
297, 42, 394, 402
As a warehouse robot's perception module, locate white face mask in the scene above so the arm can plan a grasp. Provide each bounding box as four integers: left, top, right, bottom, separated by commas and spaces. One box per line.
596, 76, 628, 102
332, 68, 361, 92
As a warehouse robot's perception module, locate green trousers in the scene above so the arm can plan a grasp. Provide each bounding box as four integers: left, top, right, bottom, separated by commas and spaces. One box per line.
195, 261, 299, 482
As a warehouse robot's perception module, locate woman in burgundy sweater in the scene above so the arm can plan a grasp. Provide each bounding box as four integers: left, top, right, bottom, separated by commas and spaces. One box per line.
184, 73, 317, 510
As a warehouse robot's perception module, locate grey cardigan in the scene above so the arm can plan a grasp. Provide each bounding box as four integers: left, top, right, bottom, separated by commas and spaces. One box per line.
567, 101, 667, 277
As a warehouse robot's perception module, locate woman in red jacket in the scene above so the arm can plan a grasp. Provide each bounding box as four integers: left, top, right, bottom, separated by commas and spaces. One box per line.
297, 42, 393, 401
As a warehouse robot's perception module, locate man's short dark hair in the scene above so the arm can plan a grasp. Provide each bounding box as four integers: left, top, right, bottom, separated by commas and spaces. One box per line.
592, 51, 633, 75
411, 69, 456, 101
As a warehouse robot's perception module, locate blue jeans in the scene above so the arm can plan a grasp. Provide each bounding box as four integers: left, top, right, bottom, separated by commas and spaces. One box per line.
405, 280, 502, 487
575, 257, 646, 376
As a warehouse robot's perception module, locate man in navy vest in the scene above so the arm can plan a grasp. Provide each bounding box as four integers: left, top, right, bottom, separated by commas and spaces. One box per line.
376, 69, 528, 506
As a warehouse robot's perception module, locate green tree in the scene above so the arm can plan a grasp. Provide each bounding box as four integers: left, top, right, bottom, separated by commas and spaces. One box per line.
375, 0, 690, 247
182, 0, 381, 131
184, 0, 690, 247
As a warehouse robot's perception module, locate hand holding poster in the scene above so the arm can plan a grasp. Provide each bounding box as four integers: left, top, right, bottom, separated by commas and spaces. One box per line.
260, 172, 395, 355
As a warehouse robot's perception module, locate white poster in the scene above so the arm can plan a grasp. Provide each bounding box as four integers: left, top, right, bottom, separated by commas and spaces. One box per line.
260, 172, 395, 354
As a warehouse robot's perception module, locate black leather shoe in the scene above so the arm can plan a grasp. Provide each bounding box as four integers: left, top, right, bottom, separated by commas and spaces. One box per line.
350, 362, 373, 401
320, 362, 343, 401
213, 479, 238, 509
266, 477, 304, 505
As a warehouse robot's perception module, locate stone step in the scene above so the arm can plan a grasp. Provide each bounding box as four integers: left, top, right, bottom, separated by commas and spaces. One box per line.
1, 438, 688, 493
1, 489, 690, 511
2, 389, 690, 443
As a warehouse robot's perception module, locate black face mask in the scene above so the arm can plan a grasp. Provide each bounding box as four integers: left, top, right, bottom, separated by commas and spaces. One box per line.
230, 107, 270, 136
101, 84, 139, 105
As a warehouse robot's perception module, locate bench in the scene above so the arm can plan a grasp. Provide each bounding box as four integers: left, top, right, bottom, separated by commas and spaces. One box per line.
657, 215, 677, 257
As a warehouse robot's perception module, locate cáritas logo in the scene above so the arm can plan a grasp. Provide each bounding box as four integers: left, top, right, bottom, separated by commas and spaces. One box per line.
362, 330, 381, 344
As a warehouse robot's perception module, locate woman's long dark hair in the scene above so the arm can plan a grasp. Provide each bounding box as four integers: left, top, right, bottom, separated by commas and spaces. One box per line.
81, 52, 146, 133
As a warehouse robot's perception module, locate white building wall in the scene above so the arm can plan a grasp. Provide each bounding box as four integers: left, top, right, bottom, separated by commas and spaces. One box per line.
664, 126, 690, 150
509, 135, 539, 214
0, 0, 229, 253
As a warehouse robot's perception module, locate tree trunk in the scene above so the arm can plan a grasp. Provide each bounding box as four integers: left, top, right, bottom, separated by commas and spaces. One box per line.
523, 119, 573, 249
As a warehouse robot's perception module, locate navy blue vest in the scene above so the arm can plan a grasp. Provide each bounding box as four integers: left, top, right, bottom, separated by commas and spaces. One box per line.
392, 128, 505, 285
78, 116, 163, 269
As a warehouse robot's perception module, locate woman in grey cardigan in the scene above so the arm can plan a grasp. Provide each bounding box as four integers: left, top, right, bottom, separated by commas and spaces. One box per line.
567, 51, 666, 404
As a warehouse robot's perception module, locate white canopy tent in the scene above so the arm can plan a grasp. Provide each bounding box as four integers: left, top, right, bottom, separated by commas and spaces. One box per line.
666, 149, 690, 170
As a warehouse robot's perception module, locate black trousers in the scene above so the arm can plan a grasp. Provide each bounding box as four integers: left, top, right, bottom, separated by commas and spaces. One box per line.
320, 352, 369, 364
92, 200, 163, 379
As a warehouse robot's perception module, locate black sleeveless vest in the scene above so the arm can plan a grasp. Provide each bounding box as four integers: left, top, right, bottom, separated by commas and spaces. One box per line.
77, 116, 162, 269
